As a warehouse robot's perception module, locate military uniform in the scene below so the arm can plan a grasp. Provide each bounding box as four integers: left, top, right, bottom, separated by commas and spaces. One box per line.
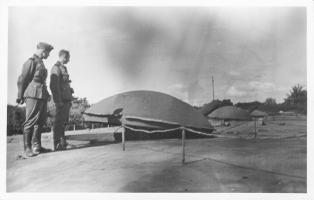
50, 61, 74, 150
17, 54, 50, 155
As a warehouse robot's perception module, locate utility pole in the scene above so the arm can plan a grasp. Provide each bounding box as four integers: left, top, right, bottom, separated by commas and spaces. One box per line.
212, 76, 215, 101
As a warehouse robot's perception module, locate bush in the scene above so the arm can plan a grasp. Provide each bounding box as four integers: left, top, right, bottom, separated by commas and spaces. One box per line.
7, 105, 25, 136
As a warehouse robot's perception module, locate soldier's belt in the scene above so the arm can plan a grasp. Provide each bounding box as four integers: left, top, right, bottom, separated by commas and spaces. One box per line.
32, 79, 45, 84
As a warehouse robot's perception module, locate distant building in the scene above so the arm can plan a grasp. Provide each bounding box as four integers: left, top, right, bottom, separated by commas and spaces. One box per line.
207, 106, 251, 127
250, 109, 268, 125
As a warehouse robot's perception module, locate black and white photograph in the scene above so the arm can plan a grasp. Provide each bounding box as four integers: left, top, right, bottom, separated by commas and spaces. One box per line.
1, 0, 313, 198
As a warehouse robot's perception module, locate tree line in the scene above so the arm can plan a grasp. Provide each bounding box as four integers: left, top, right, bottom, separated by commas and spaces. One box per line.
235, 84, 307, 115
195, 84, 307, 115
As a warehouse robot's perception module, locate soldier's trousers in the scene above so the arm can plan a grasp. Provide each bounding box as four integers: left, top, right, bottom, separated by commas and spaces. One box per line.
53, 101, 71, 148
23, 98, 47, 150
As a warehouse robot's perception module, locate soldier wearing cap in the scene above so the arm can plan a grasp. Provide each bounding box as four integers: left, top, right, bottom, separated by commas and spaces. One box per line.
50, 49, 74, 151
17, 42, 53, 157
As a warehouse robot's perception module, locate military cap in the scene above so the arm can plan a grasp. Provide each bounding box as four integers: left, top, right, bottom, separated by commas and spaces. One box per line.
37, 42, 54, 52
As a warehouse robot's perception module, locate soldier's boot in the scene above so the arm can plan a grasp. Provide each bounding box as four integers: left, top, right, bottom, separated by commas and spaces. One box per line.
25, 147, 34, 157
53, 127, 60, 151
60, 126, 68, 150
53, 134, 57, 151
53, 138, 60, 151
32, 126, 51, 154
54, 137, 67, 151
32, 125, 41, 155
24, 130, 35, 157
60, 137, 67, 150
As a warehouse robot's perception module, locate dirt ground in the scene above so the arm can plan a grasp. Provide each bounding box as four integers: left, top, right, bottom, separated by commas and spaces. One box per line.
6, 115, 306, 192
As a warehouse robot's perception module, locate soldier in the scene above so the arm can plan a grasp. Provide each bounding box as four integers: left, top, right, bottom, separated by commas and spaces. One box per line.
50, 49, 74, 151
17, 42, 53, 157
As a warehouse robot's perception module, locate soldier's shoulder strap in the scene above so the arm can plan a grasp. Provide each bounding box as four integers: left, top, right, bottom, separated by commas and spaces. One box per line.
28, 55, 40, 64
28, 56, 44, 73
27, 56, 40, 68
29, 56, 38, 71
22, 57, 37, 87
25, 57, 35, 66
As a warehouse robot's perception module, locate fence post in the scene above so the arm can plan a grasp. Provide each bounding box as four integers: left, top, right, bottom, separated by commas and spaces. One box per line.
182, 128, 186, 164
254, 118, 257, 139
122, 126, 125, 151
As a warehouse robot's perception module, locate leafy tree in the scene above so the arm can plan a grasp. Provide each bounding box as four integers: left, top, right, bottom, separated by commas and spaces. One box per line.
235, 101, 262, 111
221, 99, 233, 106
200, 99, 233, 116
282, 84, 307, 114
7, 105, 25, 135
264, 98, 277, 105
284, 84, 307, 106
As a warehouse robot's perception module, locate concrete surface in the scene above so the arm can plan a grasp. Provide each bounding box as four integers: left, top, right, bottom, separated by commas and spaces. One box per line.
6, 115, 306, 192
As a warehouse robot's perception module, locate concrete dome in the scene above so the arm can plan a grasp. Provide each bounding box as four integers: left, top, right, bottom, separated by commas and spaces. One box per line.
84, 90, 213, 132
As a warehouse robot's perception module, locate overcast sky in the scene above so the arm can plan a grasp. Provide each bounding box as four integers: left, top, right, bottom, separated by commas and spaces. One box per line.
7, 7, 306, 106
